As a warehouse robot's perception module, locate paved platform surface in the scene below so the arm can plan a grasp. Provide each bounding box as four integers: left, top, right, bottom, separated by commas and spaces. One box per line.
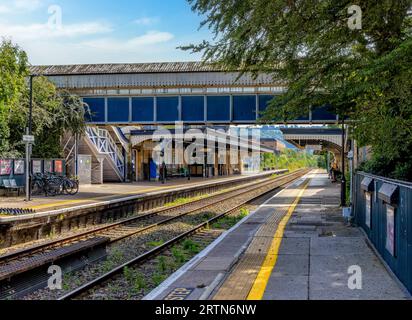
0, 172, 273, 214
145, 170, 410, 301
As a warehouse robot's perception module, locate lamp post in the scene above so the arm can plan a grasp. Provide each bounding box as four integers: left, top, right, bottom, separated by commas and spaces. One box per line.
25, 75, 35, 202
341, 118, 347, 207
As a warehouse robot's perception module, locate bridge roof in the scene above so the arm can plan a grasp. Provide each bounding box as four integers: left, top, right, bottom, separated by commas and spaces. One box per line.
280, 128, 342, 135
30, 62, 227, 76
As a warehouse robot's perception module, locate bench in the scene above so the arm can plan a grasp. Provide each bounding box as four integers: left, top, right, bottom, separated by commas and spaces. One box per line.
1, 179, 24, 196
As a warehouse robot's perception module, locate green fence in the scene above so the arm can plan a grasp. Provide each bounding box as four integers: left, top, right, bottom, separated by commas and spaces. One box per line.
354, 172, 412, 293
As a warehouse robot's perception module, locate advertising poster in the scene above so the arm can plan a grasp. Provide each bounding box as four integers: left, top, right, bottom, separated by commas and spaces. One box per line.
44, 160, 53, 173
54, 160, 63, 174
14, 160, 25, 175
0, 160, 12, 175
365, 192, 372, 228
32, 160, 42, 174
386, 206, 396, 256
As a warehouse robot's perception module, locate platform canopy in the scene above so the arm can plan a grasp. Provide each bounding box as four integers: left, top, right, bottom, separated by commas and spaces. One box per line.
280, 128, 344, 154
30, 62, 339, 125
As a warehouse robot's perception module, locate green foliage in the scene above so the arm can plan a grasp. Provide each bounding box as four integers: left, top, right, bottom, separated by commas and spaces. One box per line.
0, 39, 87, 159
262, 149, 319, 171
0, 40, 28, 157
152, 273, 167, 287
186, 1, 412, 181
123, 267, 147, 292
171, 247, 187, 264
182, 240, 200, 254
157, 256, 169, 273
147, 240, 165, 248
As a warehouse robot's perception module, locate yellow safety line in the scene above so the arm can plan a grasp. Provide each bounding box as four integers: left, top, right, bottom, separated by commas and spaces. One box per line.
28, 185, 175, 210
27, 174, 266, 211
247, 179, 310, 300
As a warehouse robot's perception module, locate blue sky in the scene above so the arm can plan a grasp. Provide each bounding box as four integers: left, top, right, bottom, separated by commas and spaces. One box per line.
0, 0, 212, 65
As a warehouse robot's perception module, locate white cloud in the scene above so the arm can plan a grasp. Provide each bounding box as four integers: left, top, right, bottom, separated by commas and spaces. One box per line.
13, 0, 43, 11
0, 22, 113, 40
82, 31, 174, 50
0, 0, 44, 14
133, 17, 159, 26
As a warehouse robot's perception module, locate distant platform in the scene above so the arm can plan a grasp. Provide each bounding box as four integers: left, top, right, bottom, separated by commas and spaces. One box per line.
0, 171, 278, 222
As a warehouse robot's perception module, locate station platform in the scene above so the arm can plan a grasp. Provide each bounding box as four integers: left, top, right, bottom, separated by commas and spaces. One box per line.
0, 171, 276, 218
145, 170, 410, 300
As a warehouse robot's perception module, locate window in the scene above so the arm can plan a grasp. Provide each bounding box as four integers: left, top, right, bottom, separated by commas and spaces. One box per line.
83, 98, 105, 122
233, 95, 256, 121
108, 97, 130, 122
182, 96, 204, 121
207, 96, 230, 121
157, 97, 179, 122
132, 97, 154, 122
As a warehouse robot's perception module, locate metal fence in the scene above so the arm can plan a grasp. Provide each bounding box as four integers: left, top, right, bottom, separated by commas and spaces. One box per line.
354, 171, 412, 293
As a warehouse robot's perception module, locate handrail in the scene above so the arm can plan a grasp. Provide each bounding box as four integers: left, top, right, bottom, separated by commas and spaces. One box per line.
357, 171, 412, 189
85, 127, 125, 179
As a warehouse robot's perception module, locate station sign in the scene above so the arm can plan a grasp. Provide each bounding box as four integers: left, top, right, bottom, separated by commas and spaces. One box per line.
23, 135, 35, 143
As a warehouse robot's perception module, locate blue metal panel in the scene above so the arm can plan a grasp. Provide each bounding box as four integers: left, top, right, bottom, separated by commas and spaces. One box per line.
355, 173, 412, 293
207, 96, 230, 121
83, 98, 105, 123
157, 96, 179, 122
132, 97, 154, 122
312, 105, 337, 121
108, 97, 130, 123
258, 95, 275, 118
233, 95, 256, 121
182, 96, 204, 121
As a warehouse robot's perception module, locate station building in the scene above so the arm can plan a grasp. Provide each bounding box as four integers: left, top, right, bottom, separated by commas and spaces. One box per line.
30, 62, 339, 184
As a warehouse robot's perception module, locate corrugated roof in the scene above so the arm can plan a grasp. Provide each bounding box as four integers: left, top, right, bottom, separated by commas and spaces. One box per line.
30, 61, 228, 76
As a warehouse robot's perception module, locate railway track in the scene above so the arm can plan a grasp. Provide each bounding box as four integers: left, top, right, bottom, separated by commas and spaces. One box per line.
56, 169, 308, 300
0, 172, 289, 264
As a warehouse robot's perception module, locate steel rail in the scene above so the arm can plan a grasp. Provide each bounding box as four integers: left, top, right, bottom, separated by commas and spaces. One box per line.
0, 171, 292, 264
58, 170, 308, 300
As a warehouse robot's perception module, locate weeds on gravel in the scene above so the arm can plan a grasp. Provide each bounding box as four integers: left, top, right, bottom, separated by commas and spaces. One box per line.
212, 208, 249, 229
152, 272, 167, 286
157, 256, 169, 273
147, 240, 165, 248
171, 247, 186, 264
124, 267, 147, 292
109, 249, 124, 264
182, 240, 200, 254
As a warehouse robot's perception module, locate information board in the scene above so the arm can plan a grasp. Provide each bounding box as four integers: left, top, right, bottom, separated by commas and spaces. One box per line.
54, 160, 63, 174
386, 205, 396, 256
0, 160, 12, 175
32, 160, 42, 174
365, 192, 372, 228
14, 160, 25, 175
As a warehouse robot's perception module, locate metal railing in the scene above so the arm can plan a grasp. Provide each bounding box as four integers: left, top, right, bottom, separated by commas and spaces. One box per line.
86, 127, 125, 179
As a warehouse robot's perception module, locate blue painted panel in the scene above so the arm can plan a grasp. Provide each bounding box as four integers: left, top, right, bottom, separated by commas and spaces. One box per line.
108, 98, 130, 122
233, 95, 256, 121
157, 97, 179, 122
207, 96, 230, 121
258, 95, 275, 118
132, 97, 154, 122
312, 105, 337, 121
83, 98, 105, 123
182, 96, 204, 121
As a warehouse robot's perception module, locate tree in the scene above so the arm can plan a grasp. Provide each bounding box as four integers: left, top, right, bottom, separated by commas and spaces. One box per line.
9, 76, 87, 158
0, 40, 28, 157
1, 39, 87, 159
185, 0, 412, 180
